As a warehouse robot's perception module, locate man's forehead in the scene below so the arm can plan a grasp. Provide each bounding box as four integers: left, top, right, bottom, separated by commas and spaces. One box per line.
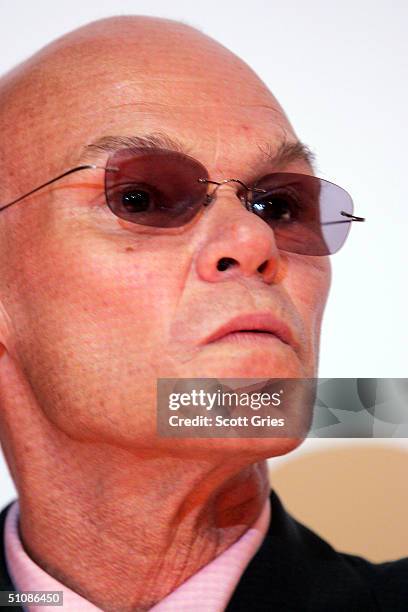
0, 15, 307, 188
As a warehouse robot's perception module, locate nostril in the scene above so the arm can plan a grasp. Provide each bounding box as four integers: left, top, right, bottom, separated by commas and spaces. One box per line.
217, 257, 237, 271
257, 260, 268, 274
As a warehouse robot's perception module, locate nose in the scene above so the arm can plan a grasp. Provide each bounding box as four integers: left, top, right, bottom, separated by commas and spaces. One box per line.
195, 182, 282, 284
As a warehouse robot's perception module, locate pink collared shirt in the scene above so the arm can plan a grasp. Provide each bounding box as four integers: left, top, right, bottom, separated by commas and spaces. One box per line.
4, 497, 271, 611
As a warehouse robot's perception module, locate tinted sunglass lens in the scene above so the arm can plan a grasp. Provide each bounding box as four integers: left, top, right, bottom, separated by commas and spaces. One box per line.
250, 173, 354, 255
105, 148, 209, 228
105, 153, 354, 254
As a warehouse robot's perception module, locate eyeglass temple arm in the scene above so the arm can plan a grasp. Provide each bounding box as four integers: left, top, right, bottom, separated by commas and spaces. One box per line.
0, 164, 108, 213
340, 211, 365, 222
323, 212, 366, 225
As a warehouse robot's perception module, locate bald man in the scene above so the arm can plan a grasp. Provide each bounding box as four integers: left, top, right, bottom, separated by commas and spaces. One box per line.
0, 15, 405, 612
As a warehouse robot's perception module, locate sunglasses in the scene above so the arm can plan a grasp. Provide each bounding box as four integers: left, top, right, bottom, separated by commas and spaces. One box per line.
0, 146, 365, 256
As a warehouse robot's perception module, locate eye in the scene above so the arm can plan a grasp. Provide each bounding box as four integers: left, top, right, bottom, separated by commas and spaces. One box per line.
108, 182, 163, 216
251, 188, 301, 223
122, 188, 151, 213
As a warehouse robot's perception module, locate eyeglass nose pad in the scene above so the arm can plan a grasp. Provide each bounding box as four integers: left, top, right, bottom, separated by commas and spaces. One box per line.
198, 178, 214, 207
202, 190, 216, 207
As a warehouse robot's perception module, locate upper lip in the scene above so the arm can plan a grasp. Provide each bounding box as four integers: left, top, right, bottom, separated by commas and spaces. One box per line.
201, 312, 296, 348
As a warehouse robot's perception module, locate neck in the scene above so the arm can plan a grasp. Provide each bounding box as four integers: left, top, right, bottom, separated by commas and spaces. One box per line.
14, 435, 269, 611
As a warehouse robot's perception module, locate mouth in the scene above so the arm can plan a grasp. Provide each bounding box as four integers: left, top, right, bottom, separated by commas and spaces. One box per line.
201, 313, 295, 348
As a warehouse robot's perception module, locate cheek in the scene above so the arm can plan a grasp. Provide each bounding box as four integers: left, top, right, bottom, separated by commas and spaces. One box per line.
296, 263, 330, 315
283, 255, 331, 348
14, 231, 182, 346
10, 229, 175, 355
4, 231, 192, 445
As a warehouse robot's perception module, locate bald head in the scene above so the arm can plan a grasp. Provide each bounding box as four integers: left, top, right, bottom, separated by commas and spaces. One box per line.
0, 16, 298, 205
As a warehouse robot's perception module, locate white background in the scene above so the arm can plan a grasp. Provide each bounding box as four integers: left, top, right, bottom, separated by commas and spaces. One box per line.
0, 0, 407, 507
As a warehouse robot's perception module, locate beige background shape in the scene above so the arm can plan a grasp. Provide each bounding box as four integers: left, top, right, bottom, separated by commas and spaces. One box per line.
268, 442, 408, 562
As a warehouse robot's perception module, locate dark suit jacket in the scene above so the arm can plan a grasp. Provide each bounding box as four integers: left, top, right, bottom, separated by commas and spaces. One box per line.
0, 490, 407, 611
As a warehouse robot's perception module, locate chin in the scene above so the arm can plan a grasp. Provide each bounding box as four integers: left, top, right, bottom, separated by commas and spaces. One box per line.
185, 349, 306, 380
157, 435, 308, 464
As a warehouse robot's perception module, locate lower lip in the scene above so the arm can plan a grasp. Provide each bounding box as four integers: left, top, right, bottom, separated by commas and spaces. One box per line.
211, 331, 287, 346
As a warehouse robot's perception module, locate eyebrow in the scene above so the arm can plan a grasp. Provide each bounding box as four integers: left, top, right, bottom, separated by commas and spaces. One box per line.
83, 131, 316, 172
84, 133, 189, 156
257, 139, 316, 172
